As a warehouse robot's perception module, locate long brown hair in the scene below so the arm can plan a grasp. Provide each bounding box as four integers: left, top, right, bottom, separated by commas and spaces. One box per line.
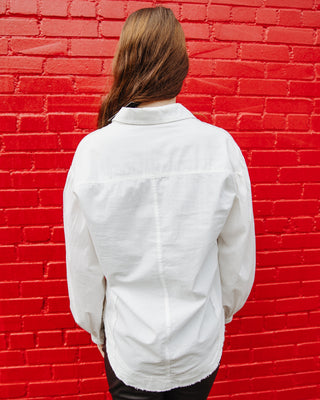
97, 6, 189, 128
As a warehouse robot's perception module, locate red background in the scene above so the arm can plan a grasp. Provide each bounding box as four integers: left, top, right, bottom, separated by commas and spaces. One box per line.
1, 0, 320, 399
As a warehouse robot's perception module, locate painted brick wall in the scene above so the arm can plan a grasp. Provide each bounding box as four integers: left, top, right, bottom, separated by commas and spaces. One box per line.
0, 0, 320, 399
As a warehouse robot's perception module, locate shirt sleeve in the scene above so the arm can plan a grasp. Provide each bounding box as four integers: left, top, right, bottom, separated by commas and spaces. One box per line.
217, 139, 256, 324
63, 164, 106, 345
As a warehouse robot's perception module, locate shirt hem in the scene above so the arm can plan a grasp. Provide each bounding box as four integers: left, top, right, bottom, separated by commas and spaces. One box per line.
105, 318, 225, 392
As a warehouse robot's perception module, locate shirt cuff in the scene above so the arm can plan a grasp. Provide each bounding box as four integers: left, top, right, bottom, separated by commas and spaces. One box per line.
225, 315, 233, 324
91, 333, 105, 345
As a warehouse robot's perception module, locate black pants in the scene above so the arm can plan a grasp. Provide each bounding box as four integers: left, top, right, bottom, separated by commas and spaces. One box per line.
103, 345, 220, 400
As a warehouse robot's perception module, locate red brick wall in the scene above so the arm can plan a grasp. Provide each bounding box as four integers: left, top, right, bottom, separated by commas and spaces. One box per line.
1, 0, 320, 399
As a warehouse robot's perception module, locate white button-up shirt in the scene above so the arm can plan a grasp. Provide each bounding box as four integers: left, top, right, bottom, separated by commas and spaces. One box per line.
63, 102, 256, 392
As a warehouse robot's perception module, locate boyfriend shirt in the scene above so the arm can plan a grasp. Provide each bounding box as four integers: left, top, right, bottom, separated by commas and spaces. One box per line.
63, 103, 256, 392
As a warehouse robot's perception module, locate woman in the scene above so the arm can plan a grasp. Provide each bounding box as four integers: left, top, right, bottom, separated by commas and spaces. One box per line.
63, 6, 256, 400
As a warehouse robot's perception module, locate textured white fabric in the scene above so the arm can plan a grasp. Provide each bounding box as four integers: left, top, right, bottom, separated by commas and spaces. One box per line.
63, 102, 256, 392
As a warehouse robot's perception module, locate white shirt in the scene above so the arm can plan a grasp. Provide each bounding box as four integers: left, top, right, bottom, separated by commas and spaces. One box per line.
63, 102, 256, 392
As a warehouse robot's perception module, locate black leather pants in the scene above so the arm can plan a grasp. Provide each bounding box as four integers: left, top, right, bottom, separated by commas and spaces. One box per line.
103, 344, 220, 400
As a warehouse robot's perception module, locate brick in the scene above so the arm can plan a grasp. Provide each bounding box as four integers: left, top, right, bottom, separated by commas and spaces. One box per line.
207, 5, 230, 21
0, 364, 51, 382
232, 133, 276, 149
215, 60, 264, 78
26, 347, 77, 365
40, 0, 67, 16
70, 38, 117, 57
214, 114, 237, 130
275, 297, 319, 313
29, 380, 78, 397
266, 63, 314, 79
251, 151, 297, 166
9, 332, 36, 349
80, 377, 108, 393
70, 0, 96, 17
65, 330, 91, 346
98, 0, 125, 18
239, 114, 263, 131
215, 23, 263, 42
186, 78, 236, 94
292, 46, 320, 62
264, 314, 286, 330
45, 58, 102, 75
0, 190, 38, 207
34, 152, 73, 169
10, 0, 37, 14
206, 0, 262, 5
23, 314, 74, 332
5, 208, 62, 226
21, 280, 67, 297
51, 227, 64, 243
279, 167, 320, 183
287, 312, 309, 328
232, 7, 256, 22
20, 115, 47, 132
100, 21, 124, 37
303, 184, 320, 199
299, 150, 320, 165
0, 37, 7, 54
254, 184, 301, 200
215, 96, 264, 112
267, 27, 314, 45
256, 8, 277, 25
38, 331, 63, 347
265, 0, 313, 8
38, 188, 67, 206
75, 76, 109, 93
18, 243, 65, 261
0, 56, 43, 74
46, 261, 66, 278
0, 227, 21, 244
77, 113, 98, 130
41, 19, 98, 37
20, 77, 74, 94
302, 11, 320, 27
273, 200, 318, 216
0, 383, 27, 399
253, 345, 295, 362
0, 263, 43, 281
266, 98, 312, 114
279, 10, 301, 27
23, 226, 51, 242
0, 246, 16, 262
0, 349, 24, 366
176, 22, 208, 40
290, 81, 320, 97
255, 282, 300, 299
262, 114, 286, 130
48, 95, 101, 112
11, 38, 68, 56
3, 134, 59, 151
0, 95, 43, 112
277, 133, 320, 149
182, 4, 206, 21
188, 42, 237, 59
0, 282, 19, 298
0, 18, 38, 36
47, 296, 69, 312
48, 114, 76, 132
0, 298, 43, 315
0, 76, 14, 93
287, 115, 309, 131
0, 315, 21, 334
239, 79, 287, 96
0, 115, 16, 132
241, 44, 289, 61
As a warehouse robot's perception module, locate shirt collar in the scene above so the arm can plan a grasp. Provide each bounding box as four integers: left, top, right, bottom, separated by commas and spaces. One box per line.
112, 102, 196, 125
